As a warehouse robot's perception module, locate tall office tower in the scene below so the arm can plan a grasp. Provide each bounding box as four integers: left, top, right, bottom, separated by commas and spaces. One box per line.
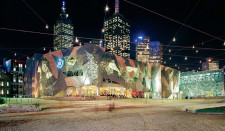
136, 36, 150, 63
53, 1, 74, 51
103, 0, 130, 58
149, 41, 163, 64
202, 58, 219, 71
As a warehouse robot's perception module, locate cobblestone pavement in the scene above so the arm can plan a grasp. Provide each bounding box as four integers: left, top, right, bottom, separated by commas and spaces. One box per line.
0, 99, 225, 131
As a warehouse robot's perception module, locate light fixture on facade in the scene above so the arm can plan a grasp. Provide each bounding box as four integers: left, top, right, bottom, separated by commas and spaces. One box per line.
185, 56, 188, 60
14, 52, 16, 56
196, 50, 198, 53
192, 45, 195, 49
169, 57, 172, 60
99, 40, 102, 47
75, 37, 79, 43
199, 60, 202, 63
169, 49, 171, 53
102, 28, 105, 33
208, 58, 212, 62
43, 47, 46, 51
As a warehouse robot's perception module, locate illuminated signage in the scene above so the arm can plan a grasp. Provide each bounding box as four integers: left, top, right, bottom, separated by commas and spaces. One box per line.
56, 58, 65, 69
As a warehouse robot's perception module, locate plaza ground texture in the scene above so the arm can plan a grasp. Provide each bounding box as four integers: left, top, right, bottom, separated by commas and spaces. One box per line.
0, 98, 225, 131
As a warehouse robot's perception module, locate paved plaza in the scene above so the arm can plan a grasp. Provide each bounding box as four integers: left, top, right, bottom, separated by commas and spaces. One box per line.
0, 99, 225, 131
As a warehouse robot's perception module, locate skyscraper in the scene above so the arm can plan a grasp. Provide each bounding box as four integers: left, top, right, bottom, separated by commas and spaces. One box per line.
136, 36, 163, 64
103, 0, 130, 58
136, 36, 150, 63
53, 1, 74, 51
149, 41, 163, 64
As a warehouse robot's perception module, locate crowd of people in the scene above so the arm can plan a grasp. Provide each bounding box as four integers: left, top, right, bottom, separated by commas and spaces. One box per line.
100, 94, 126, 98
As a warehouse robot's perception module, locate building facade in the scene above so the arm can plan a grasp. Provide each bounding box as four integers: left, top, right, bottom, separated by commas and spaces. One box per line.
103, 0, 130, 58
53, 1, 74, 51
202, 58, 219, 71
136, 36, 150, 63
135, 36, 163, 64
24, 44, 180, 99
0, 71, 11, 97
149, 41, 163, 64
83, 40, 102, 47
180, 69, 224, 98
5, 60, 26, 97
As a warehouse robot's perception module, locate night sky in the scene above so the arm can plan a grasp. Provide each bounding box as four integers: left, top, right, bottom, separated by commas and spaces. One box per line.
0, 0, 225, 71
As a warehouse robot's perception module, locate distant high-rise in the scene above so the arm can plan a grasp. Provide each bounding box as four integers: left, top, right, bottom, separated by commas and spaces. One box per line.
103, 0, 130, 58
53, 1, 74, 51
202, 58, 219, 71
136, 36, 150, 63
149, 41, 163, 64
136, 36, 163, 64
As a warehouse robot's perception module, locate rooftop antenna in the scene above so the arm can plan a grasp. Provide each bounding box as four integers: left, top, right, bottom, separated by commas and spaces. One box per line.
115, 0, 119, 13
61, 1, 68, 19
62, 1, 66, 12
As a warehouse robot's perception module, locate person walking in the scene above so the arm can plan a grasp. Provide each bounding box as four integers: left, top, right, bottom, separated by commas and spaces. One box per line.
108, 98, 115, 112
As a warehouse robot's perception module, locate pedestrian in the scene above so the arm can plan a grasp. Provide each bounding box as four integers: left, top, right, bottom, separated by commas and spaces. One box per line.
108, 98, 115, 112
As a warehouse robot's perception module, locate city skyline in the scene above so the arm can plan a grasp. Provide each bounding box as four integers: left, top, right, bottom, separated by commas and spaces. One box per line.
0, 1, 225, 129
0, 0, 225, 72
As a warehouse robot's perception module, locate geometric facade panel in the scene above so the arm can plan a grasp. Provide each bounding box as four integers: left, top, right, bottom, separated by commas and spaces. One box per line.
24, 44, 180, 98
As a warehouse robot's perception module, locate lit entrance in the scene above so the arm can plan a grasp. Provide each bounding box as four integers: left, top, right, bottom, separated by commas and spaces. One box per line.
99, 83, 132, 97
82, 86, 98, 96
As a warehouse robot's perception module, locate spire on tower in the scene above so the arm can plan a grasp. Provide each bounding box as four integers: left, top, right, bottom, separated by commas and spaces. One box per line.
62, 1, 65, 7
61, 1, 66, 13
60, 0, 68, 20
115, 0, 119, 13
